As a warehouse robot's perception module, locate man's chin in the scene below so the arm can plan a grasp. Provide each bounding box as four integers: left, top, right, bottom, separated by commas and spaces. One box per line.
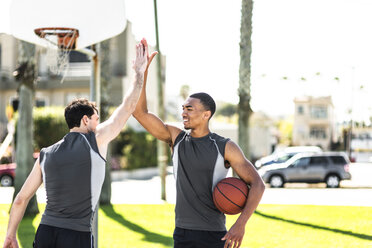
184, 125, 191, 130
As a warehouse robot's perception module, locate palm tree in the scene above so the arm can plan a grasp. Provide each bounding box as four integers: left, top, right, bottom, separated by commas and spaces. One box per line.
12, 40, 39, 215
99, 40, 112, 205
238, 0, 254, 160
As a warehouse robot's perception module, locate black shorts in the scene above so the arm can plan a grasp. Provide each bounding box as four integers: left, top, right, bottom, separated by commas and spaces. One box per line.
173, 227, 227, 248
33, 224, 93, 248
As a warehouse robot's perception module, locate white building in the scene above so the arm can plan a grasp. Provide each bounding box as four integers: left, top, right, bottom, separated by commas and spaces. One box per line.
350, 127, 372, 162
209, 111, 277, 161
292, 96, 336, 150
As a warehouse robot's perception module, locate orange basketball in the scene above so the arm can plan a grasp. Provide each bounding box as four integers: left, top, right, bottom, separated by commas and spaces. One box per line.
213, 177, 249, 215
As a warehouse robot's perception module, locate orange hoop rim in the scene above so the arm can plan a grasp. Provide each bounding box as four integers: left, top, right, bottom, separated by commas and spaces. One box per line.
34, 27, 79, 37
34, 27, 79, 50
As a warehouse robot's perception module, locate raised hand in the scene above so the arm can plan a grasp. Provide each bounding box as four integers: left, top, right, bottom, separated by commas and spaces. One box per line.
133, 39, 148, 74
141, 38, 158, 72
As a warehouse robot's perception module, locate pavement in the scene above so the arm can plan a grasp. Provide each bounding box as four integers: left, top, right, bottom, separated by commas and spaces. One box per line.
1, 163, 372, 206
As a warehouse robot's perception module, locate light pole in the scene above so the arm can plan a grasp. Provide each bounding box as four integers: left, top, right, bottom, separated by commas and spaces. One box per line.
348, 67, 355, 159
80, 44, 100, 248
153, 0, 168, 201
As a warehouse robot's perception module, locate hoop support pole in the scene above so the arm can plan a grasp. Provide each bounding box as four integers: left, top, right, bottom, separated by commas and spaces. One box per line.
78, 47, 96, 57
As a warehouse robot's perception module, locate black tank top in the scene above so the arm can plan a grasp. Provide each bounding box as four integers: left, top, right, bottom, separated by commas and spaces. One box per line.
172, 131, 230, 231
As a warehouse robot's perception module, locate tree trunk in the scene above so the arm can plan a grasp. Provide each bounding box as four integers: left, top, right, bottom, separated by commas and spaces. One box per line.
13, 41, 39, 215
238, 0, 254, 161
99, 40, 112, 205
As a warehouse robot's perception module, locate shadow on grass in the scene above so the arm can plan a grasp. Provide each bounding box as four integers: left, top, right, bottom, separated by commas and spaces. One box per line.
101, 205, 173, 246
18, 214, 37, 248
255, 210, 372, 241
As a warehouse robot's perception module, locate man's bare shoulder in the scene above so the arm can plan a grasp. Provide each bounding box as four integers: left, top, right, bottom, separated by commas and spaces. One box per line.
225, 140, 245, 157
164, 123, 183, 145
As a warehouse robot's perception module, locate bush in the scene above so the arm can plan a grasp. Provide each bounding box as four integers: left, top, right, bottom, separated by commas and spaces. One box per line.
111, 127, 157, 170
33, 107, 69, 150
13, 106, 68, 151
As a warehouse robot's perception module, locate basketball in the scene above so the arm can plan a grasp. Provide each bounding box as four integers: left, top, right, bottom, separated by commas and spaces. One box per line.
213, 177, 249, 215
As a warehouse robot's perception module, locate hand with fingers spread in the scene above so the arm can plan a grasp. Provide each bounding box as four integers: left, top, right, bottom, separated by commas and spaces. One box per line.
141, 38, 158, 73
222, 221, 245, 248
132, 38, 149, 74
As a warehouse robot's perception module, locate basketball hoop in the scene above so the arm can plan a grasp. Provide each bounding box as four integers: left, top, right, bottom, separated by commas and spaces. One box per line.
34, 27, 79, 49
34, 27, 79, 81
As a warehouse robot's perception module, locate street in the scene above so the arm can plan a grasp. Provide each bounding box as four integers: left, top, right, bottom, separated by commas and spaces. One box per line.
0, 163, 371, 206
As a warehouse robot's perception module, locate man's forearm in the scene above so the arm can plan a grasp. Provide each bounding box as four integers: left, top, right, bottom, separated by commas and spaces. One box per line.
236, 180, 265, 225
6, 195, 30, 239
122, 72, 144, 113
95, 43, 147, 146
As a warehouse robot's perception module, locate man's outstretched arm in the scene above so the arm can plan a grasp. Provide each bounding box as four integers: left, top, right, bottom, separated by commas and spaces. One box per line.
95, 39, 148, 148
132, 40, 181, 146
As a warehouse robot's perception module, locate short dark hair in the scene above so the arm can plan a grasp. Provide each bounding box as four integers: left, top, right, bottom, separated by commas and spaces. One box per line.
64, 98, 98, 129
189, 92, 216, 118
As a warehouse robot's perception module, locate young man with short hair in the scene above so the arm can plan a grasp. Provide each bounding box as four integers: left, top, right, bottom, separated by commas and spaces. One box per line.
134, 41, 265, 248
3, 39, 149, 248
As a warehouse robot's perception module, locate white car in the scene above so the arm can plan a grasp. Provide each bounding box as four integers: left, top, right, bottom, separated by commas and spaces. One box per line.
255, 146, 322, 168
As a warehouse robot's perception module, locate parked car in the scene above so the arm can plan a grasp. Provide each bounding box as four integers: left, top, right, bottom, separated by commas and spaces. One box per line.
0, 153, 39, 187
0, 162, 16, 187
258, 152, 352, 188
255, 146, 322, 168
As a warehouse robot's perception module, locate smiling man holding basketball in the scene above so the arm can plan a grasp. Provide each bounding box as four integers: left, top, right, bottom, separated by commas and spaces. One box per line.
134, 42, 265, 248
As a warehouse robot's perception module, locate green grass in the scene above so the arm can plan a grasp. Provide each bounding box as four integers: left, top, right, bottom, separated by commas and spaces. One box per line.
1, 204, 371, 248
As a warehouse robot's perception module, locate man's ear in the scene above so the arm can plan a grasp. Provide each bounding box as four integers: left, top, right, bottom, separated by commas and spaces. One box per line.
203, 111, 211, 120
82, 115, 89, 125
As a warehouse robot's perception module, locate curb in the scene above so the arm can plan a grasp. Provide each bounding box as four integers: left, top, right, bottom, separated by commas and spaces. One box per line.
111, 166, 173, 181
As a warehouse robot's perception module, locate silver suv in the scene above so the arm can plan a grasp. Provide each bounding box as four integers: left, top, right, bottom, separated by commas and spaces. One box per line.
259, 152, 352, 188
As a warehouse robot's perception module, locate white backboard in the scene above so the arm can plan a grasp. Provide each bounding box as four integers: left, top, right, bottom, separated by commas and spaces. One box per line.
10, 0, 127, 49
0, 0, 12, 34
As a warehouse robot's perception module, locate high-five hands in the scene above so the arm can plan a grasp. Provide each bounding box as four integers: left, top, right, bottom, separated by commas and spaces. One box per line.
141, 38, 158, 72
133, 38, 149, 74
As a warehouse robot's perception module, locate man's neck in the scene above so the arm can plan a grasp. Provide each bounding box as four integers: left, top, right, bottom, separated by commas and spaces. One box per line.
70, 127, 89, 133
190, 127, 210, 138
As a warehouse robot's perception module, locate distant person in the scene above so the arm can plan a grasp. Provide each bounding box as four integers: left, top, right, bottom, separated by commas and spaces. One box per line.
3, 39, 149, 248
133, 40, 265, 248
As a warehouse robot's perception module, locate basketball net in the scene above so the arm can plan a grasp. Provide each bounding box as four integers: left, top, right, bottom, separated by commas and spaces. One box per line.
35, 28, 79, 83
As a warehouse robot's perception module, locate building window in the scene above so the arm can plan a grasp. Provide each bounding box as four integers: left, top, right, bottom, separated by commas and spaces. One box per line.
297, 105, 304, 115
310, 126, 327, 139
69, 50, 90, 63
35, 99, 46, 107
310, 105, 327, 119
10, 97, 46, 110
10, 97, 19, 112
66, 93, 89, 105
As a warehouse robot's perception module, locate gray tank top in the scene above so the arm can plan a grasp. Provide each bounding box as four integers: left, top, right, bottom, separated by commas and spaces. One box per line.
172, 131, 230, 231
39, 132, 106, 232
